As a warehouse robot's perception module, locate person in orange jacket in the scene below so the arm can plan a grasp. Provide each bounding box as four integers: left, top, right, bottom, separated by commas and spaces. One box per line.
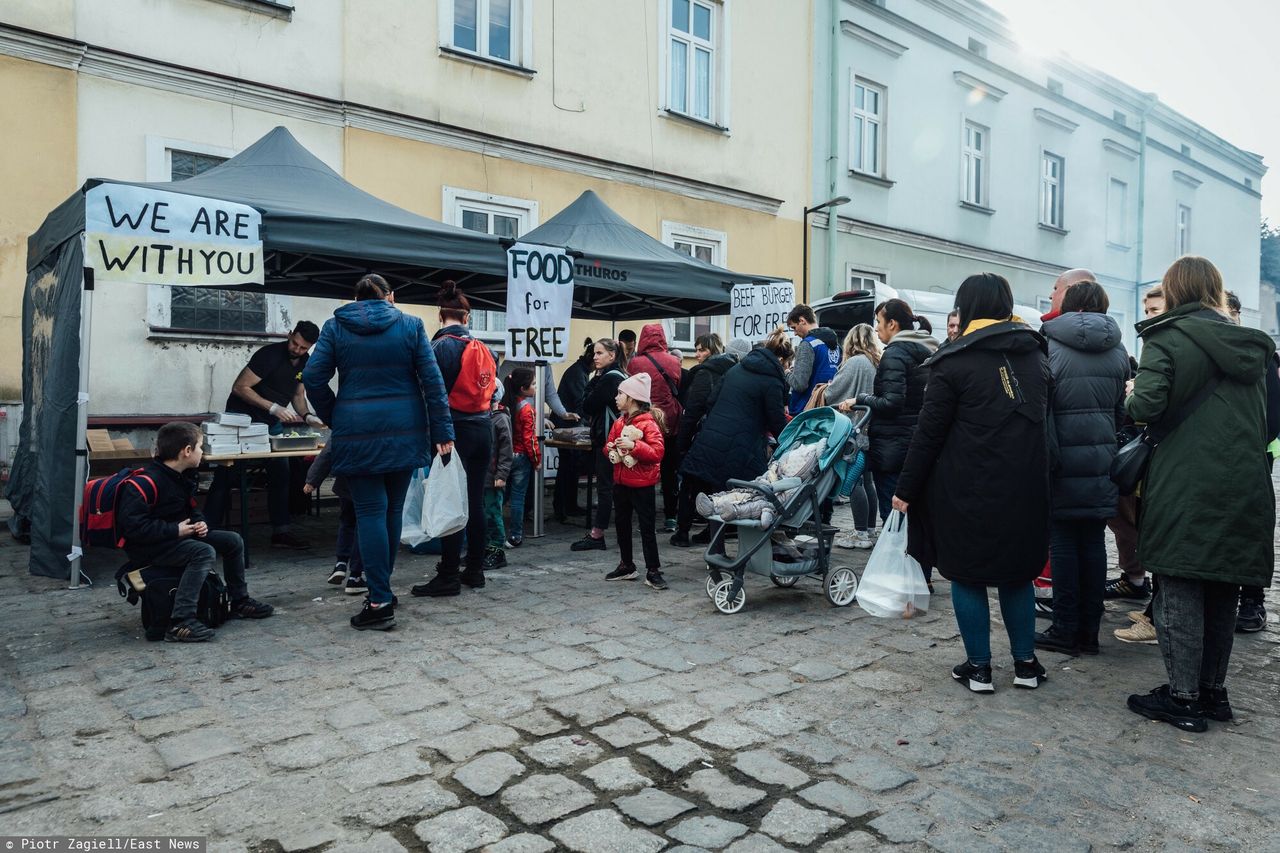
602, 372, 668, 589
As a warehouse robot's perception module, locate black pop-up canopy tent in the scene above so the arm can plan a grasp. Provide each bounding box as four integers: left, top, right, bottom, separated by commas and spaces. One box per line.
513, 189, 785, 320
11, 126, 514, 582
9, 127, 784, 581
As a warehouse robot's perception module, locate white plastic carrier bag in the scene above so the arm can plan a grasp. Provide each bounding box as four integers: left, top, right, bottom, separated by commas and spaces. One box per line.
400, 466, 430, 547
856, 510, 931, 618
421, 452, 468, 540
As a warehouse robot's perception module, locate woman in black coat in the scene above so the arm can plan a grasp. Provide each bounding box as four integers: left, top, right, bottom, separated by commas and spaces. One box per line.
851, 299, 939, 522
553, 339, 595, 521
1036, 282, 1129, 657
893, 273, 1051, 694
681, 332, 792, 495
671, 339, 740, 546
570, 339, 627, 552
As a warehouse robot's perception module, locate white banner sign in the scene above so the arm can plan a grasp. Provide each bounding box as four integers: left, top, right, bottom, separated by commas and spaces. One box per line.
731, 281, 796, 341
85, 184, 264, 286
506, 242, 574, 363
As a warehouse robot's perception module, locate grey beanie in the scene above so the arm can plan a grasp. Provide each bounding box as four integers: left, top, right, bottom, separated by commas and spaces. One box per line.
726, 338, 752, 358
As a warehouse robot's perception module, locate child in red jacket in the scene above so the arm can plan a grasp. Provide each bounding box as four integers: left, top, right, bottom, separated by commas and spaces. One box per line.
604, 372, 667, 589
504, 367, 540, 547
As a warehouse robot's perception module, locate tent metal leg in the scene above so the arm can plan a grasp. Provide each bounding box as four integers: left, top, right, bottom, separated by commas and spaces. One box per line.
68, 268, 94, 589
530, 360, 547, 539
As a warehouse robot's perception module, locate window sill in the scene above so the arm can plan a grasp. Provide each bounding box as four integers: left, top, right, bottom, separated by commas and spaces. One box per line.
1037, 222, 1069, 236
204, 0, 293, 20
660, 109, 730, 135
1106, 241, 1132, 252
149, 327, 286, 346
958, 200, 995, 216
438, 46, 536, 78
849, 171, 895, 188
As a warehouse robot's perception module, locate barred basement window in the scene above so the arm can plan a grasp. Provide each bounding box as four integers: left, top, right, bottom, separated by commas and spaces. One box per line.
168, 150, 268, 334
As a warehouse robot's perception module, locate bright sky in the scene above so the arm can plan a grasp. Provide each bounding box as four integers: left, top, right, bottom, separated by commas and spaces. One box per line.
985, 0, 1278, 227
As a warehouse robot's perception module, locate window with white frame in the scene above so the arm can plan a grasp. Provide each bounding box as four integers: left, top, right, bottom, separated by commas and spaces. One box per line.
445, 188, 538, 342
851, 79, 886, 178
1039, 152, 1065, 229
1107, 178, 1129, 247
1176, 204, 1192, 256
847, 268, 885, 292
442, 0, 529, 66
961, 120, 989, 207
666, 0, 724, 125
662, 222, 727, 348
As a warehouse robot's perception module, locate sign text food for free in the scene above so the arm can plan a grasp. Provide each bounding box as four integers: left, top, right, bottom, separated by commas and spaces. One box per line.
506, 242, 574, 363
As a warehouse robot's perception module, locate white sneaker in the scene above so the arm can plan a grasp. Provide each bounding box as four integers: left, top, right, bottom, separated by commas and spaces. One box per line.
852, 531, 873, 550
835, 534, 858, 549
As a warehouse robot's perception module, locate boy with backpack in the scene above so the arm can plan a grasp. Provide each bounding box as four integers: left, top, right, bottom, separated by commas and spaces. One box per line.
116, 422, 274, 642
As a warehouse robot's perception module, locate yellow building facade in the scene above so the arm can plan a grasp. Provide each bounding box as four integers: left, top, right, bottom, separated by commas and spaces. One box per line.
0, 0, 812, 414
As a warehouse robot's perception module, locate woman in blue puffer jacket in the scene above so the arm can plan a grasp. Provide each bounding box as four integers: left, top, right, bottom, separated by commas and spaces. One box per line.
304, 274, 454, 631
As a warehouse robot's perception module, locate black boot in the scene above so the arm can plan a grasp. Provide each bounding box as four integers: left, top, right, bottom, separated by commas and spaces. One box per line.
412, 567, 461, 597
1127, 685, 1208, 732
1034, 625, 1080, 656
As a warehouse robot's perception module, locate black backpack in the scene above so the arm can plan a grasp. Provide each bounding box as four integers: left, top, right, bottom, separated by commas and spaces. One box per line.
116, 564, 231, 641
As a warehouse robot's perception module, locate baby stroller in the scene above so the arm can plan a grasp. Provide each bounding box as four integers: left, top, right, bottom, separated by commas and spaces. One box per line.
702, 406, 870, 614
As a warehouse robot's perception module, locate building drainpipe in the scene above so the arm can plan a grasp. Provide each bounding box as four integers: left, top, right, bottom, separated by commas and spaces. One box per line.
824, 0, 841, 302
1134, 95, 1155, 341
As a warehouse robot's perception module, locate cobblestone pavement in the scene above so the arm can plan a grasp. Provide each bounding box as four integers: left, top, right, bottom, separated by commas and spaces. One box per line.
1, 504, 1277, 853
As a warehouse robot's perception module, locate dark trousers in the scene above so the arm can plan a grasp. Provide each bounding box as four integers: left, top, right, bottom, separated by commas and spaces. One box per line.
951, 580, 1036, 666
872, 470, 899, 523
675, 473, 713, 536
204, 457, 292, 530
592, 450, 615, 531
335, 493, 364, 575
1153, 575, 1239, 700
442, 418, 493, 574
346, 470, 412, 605
554, 448, 585, 514
660, 442, 679, 520
614, 484, 660, 570
150, 530, 248, 622
1106, 495, 1142, 577
1049, 518, 1107, 640
850, 470, 877, 531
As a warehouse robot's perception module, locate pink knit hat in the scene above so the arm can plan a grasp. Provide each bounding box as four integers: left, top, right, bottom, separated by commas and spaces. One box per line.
617, 372, 652, 404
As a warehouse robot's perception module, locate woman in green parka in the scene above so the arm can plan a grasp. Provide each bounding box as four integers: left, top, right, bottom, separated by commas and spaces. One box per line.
1125, 256, 1276, 733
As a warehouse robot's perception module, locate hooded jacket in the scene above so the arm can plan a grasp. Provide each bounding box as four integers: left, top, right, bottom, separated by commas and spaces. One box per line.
676, 351, 739, 456
116, 460, 205, 566
861, 330, 940, 474
606, 410, 665, 488
627, 324, 682, 431
303, 300, 454, 476
488, 405, 514, 488
787, 326, 841, 414
681, 346, 788, 488
1042, 312, 1130, 519
895, 322, 1051, 585
1127, 304, 1276, 586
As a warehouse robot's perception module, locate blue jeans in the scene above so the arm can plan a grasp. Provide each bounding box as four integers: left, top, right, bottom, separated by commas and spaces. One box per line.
346, 469, 413, 605
506, 454, 534, 540
335, 493, 363, 575
950, 580, 1036, 666
872, 471, 898, 523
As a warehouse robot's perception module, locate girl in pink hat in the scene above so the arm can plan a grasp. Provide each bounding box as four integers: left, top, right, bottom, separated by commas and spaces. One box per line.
604, 372, 668, 589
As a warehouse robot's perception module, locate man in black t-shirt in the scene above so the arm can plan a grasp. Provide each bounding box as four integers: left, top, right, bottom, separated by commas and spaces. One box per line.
205, 321, 320, 549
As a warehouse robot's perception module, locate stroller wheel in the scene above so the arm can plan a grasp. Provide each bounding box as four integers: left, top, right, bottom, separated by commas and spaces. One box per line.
712, 579, 747, 614
824, 566, 859, 607
705, 575, 719, 600
770, 574, 800, 588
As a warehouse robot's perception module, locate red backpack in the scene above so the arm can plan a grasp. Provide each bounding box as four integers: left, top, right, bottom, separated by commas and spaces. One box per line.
447, 335, 497, 413
81, 467, 159, 549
